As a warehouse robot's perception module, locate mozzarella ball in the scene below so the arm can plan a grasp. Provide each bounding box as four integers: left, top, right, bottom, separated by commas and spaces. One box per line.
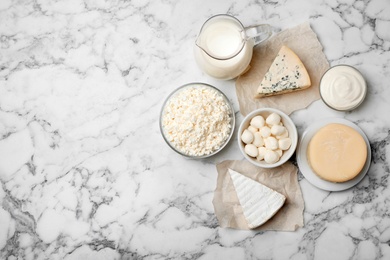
275, 149, 283, 157
266, 113, 281, 125
250, 115, 265, 128
252, 132, 265, 147
247, 125, 258, 134
279, 137, 292, 150
276, 130, 289, 139
259, 126, 271, 138
271, 125, 286, 136
245, 144, 258, 158
257, 147, 267, 161
264, 150, 280, 164
264, 136, 278, 150
241, 129, 254, 144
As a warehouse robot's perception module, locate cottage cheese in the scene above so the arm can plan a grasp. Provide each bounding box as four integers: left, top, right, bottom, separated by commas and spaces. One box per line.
161, 85, 232, 157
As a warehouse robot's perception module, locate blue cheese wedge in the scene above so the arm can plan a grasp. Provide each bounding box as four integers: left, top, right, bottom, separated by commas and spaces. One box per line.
228, 169, 286, 229
256, 45, 311, 97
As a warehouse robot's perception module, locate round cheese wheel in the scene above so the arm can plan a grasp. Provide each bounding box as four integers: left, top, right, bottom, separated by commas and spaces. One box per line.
307, 123, 367, 183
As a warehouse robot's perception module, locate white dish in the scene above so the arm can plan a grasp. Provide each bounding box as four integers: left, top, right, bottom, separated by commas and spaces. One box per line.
296, 117, 371, 191
238, 108, 298, 168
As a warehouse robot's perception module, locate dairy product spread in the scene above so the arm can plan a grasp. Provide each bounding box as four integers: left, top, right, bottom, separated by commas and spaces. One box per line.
320, 65, 366, 111
307, 123, 367, 183
161, 85, 232, 157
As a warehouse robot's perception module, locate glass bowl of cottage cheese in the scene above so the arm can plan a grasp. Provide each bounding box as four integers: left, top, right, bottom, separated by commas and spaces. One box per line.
160, 82, 235, 159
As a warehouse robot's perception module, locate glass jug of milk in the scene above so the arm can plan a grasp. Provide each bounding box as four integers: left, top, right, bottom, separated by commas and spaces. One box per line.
194, 14, 272, 80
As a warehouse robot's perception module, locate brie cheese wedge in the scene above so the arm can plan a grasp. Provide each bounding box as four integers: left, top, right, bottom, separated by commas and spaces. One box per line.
228, 169, 286, 229
256, 45, 311, 97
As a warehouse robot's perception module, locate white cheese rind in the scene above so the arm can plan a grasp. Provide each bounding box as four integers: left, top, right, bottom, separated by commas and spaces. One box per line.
256, 45, 311, 97
228, 169, 286, 229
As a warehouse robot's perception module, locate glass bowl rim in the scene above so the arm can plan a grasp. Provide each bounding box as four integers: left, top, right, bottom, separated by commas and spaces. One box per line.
159, 82, 236, 159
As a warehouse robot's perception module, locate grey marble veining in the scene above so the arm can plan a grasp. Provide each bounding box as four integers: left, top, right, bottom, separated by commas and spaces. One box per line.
0, 0, 390, 259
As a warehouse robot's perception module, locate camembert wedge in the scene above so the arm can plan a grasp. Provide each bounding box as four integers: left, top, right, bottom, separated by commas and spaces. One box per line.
228, 169, 286, 229
256, 45, 311, 97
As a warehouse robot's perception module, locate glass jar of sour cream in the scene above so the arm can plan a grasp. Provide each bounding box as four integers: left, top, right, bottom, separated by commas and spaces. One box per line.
320, 65, 367, 111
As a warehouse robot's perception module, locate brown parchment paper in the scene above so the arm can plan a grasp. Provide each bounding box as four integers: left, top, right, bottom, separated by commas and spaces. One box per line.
213, 160, 304, 231
236, 22, 330, 116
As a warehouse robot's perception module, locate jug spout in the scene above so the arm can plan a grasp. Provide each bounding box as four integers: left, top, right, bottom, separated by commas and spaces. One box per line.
195, 35, 206, 55
195, 35, 222, 60
194, 14, 272, 80
195, 15, 245, 61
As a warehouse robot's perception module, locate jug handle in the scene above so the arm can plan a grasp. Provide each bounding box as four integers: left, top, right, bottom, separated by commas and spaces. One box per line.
244, 24, 272, 45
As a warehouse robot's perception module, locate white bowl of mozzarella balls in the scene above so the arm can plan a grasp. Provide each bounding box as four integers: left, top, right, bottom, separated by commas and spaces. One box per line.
238, 108, 298, 168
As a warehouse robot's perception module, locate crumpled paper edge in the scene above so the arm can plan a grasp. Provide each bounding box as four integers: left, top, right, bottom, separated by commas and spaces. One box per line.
235, 22, 330, 116
213, 160, 305, 231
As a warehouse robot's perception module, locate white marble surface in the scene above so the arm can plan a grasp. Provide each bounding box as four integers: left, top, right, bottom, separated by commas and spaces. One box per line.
0, 0, 390, 259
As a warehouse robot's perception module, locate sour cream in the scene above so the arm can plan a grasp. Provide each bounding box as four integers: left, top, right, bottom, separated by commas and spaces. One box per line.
320, 65, 367, 111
